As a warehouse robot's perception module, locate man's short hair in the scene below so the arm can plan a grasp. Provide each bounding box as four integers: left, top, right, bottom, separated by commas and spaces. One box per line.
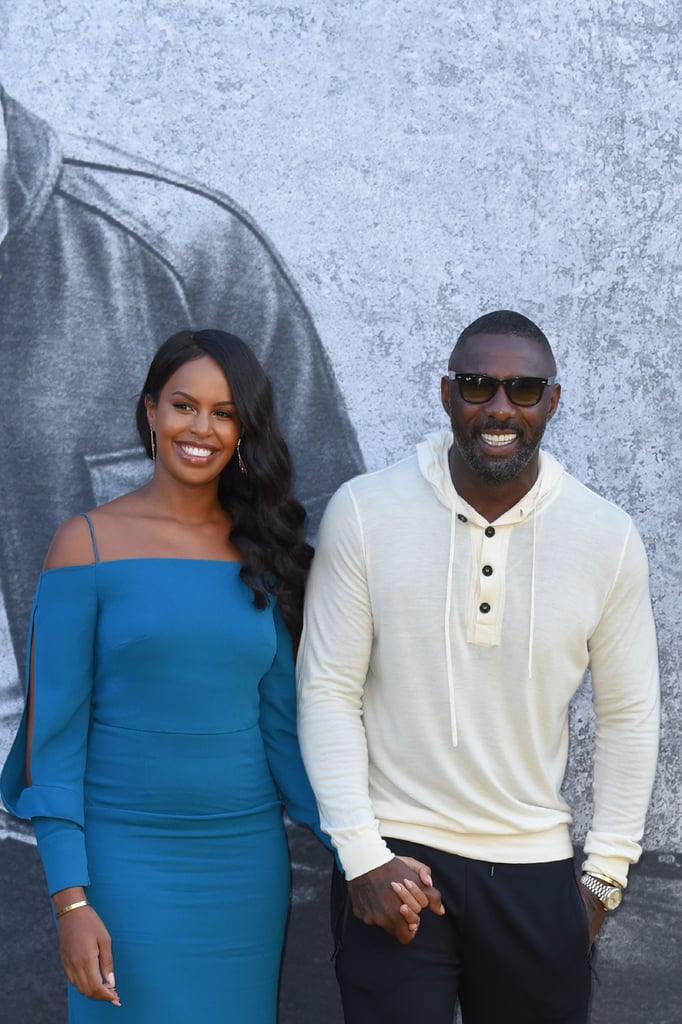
450, 310, 554, 366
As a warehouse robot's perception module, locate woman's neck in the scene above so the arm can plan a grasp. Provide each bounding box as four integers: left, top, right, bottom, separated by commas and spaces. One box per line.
140, 472, 228, 526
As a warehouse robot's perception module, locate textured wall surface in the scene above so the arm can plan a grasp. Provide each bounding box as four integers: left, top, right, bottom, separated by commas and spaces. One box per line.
0, 2, 680, 1020
4, 0, 676, 847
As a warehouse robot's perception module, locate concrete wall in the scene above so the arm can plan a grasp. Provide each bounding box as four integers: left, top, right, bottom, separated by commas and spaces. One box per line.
0, 1, 679, 1019
6, 0, 676, 846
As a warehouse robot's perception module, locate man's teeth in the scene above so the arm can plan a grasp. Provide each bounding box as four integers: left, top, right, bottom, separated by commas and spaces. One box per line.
481, 432, 516, 447
181, 444, 213, 456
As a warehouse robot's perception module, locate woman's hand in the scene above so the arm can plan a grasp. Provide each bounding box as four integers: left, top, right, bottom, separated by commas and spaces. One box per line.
57, 903, 121, 1006
394, 855, 445, 932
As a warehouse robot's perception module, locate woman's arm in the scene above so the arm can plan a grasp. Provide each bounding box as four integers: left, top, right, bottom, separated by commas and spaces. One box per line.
1, 515, 121, 1005
258, 602, 332, 848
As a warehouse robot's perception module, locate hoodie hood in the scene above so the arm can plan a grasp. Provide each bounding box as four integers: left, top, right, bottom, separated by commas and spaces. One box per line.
416, 427, 565, 523
416, 428, 566, 743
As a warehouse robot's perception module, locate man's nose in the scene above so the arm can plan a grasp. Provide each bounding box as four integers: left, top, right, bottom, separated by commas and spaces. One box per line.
484, 383, 516, 418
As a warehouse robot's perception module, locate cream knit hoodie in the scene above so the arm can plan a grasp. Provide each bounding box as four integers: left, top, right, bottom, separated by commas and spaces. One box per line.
297, 429, 659, 886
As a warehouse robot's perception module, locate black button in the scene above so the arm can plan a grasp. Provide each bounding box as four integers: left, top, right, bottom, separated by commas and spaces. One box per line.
485, 526, 495, 537
480, 602, 491, 614
457, 514, 467, 523
482, 565, 493, 576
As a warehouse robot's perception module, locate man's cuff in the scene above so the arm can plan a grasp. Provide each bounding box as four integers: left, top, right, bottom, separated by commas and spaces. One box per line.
581, 855, 629, 889
582, 828, 644, 889
334, 830, 394, 881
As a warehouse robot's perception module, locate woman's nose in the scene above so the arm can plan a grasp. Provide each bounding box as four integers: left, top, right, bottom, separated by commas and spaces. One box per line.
190, 410, 211, 434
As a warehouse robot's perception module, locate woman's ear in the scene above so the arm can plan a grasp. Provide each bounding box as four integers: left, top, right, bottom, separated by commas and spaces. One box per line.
144, 393, 155, 429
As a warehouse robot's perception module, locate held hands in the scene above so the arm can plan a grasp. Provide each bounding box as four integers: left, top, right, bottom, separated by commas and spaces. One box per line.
347, 856, 445, 945
55, 892, 121, 1007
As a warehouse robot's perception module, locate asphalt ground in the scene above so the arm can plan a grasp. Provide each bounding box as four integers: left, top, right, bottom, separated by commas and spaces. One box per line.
1, 827, 680, 1023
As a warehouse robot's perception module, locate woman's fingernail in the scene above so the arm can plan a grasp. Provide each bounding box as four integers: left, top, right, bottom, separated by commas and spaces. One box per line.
107, 973, 116, 987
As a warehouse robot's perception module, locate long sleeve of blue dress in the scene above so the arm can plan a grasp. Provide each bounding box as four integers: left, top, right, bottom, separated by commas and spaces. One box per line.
258, 604, 331, 852
1, 566, 97, 894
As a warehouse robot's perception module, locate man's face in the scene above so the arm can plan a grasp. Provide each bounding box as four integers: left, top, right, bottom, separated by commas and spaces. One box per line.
440, 332, 561, 485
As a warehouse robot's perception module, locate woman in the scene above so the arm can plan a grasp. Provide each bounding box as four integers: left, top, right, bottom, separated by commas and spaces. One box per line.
1, 330, 431, 1022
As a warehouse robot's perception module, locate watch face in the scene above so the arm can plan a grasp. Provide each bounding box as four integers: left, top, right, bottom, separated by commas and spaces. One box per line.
604, 888, 623, 910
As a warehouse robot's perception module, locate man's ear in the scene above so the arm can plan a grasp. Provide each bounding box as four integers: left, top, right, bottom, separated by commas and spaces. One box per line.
546, 382, 561, 421
440, 376, 451, 416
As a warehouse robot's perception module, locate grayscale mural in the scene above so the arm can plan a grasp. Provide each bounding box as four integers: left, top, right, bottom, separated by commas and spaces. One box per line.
0, 2, 679, 1022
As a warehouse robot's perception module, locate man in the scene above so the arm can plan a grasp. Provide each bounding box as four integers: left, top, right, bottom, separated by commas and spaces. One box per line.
297, 310, 659, 1023
0, 84, 363, 790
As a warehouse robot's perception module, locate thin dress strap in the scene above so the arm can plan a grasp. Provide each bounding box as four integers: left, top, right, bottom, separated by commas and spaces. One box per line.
79, 512, 100, 563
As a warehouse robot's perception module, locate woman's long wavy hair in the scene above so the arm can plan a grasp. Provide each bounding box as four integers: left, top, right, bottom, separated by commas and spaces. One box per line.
135, 329, 313, 648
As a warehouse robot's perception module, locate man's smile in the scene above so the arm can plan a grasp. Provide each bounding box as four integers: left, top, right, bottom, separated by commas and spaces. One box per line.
479, 432, 518, 448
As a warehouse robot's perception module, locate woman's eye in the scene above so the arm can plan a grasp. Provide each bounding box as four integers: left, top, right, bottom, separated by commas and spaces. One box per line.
173, 402, 193, 411
215, 410, 234, 419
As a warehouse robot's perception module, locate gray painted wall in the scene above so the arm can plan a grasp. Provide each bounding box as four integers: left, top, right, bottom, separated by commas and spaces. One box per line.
0, 1, 679, 1019
4, 0, 676, 848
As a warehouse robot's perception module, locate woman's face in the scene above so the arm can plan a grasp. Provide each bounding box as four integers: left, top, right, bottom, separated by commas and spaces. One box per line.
145, 354, 241, 486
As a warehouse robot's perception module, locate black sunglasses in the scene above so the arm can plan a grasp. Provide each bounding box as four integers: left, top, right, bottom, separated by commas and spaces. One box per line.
448, 372, 557, 407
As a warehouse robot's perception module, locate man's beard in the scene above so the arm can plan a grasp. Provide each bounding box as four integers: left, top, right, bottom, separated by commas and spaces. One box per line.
451, 418, 547, 484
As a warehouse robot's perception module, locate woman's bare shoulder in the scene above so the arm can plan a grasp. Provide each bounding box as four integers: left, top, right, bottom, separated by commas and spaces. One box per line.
43, 515, 97, 570
44, 493, 147, 570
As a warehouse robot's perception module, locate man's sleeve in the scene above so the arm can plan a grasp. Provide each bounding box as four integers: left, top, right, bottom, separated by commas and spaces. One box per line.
296, 484, 394, 880
583, 520, 660, 887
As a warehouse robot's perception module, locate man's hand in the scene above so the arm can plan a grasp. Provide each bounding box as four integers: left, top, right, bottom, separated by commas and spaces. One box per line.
347, 856, 445, 945
577, 879, 607, 947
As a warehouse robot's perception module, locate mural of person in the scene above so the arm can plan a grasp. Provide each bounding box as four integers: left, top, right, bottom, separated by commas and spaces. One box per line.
0, 85, 364, 834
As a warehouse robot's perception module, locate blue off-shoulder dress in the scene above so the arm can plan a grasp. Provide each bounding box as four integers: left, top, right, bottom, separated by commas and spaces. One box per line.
1, 549, 328, 1023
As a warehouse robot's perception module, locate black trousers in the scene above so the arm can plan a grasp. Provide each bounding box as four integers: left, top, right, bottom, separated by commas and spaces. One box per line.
331, 839, 592, 1024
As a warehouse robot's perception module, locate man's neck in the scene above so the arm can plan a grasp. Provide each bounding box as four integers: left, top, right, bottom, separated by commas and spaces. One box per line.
0, 103, 8, 247
448, 448, 540, 523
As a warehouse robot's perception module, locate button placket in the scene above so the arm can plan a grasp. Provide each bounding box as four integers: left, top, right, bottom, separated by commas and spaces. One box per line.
478, 527, 499, 616
468, 522, 509, 645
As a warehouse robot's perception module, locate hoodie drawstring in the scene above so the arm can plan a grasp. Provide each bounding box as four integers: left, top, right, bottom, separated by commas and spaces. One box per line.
527, 509, 537, 678
444, 507, 458, 746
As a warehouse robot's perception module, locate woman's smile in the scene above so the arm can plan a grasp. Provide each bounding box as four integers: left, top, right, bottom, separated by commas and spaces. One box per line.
175, 441, 220, 462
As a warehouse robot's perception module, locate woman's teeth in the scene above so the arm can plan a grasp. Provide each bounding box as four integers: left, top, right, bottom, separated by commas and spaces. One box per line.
180, 444, 213, 457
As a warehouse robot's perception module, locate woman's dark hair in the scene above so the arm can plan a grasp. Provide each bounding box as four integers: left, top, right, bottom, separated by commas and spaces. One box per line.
135, 329, 313, 648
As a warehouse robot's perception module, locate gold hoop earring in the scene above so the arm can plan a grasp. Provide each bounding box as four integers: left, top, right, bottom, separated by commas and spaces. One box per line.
237, 436, 247, 476
149, 426, 156, 462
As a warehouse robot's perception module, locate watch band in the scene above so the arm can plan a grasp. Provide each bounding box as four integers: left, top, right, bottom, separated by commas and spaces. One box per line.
580, 872, 623, 911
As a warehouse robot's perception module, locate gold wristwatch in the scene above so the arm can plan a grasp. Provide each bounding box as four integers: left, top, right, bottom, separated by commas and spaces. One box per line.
580, 872, 623, 911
